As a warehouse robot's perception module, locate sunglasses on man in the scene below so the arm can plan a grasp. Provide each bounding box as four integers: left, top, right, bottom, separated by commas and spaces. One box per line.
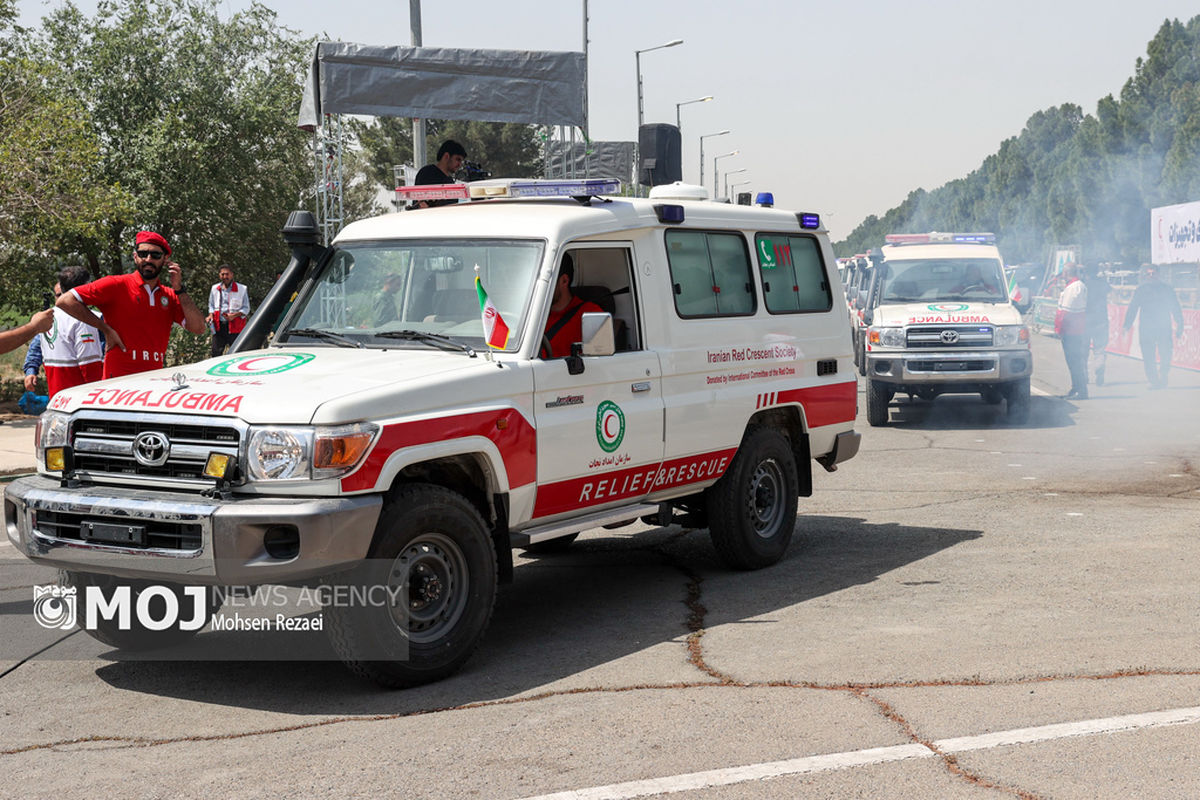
135, 250, 166, 259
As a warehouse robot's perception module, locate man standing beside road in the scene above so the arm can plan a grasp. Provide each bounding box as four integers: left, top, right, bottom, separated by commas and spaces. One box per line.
206, 264, 250, 356
1055, 263, 1089, 400
1082, 264, 1111, 387
56, 230, 206, 378
1123, 264, 1184, 389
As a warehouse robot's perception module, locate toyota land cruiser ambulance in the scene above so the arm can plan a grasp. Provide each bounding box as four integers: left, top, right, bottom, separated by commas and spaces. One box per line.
862, 232, 1032, 426
6, 178, 860, 687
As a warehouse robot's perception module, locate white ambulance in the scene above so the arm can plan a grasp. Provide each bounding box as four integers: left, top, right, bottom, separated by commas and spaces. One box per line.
6, 179, 860, 687
862, 232, 1032, 425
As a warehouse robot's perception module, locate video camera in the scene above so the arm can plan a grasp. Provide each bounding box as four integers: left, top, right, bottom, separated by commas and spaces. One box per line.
460, 161, 491, 182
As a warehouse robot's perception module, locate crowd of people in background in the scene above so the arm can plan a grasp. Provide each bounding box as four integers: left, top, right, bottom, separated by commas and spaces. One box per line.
1054, 261, 1187, 397
10, 230, 253, 404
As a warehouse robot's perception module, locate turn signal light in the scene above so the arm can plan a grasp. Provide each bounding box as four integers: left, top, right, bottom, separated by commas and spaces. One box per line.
314, 432, 374, 470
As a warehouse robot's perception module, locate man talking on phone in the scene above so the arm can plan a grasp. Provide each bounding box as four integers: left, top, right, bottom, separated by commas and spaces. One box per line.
57, 230, 206, 378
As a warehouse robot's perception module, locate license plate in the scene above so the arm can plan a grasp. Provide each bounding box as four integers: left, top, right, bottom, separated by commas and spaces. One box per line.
80, 521, 147, 546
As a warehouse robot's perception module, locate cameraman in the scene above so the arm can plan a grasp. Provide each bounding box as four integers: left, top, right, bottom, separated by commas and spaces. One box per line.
413, 140, 467, 208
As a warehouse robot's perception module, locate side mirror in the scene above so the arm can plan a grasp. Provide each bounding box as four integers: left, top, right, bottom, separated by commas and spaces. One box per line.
580, 312, 615, 357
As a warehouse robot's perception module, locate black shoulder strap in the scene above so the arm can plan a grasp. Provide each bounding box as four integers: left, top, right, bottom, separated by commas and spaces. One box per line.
546, 300, 585, 341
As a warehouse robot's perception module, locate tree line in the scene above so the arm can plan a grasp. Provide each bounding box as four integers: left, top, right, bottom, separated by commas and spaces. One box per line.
837, 16, 1200, 267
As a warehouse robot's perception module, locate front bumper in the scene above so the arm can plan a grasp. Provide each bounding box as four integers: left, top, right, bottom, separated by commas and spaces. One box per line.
4, 476, 382, 585
866, 348, 1031, 386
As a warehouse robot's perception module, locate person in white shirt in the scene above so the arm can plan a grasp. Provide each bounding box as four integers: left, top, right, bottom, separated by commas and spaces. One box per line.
206, 264, 251, 357
27, 266, 104, 399
1055, 263, 1089, 400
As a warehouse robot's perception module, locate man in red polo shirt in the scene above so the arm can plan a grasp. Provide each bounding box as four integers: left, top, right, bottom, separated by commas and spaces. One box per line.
57, 231, 207, 378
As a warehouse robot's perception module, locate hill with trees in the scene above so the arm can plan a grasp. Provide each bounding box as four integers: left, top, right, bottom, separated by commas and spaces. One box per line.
837, 16, 1200, 266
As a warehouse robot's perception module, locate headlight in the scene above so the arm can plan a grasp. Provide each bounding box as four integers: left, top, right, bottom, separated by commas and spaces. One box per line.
994, 325, 1030, 346
246, 423, 377, 482
247, 427, 313, 481
37, 411, 71, 465
867, 327, 906, 348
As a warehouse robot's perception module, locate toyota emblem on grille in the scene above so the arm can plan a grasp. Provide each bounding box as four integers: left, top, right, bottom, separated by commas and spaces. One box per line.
940, 329, 960, 344
132, 431, 171, 467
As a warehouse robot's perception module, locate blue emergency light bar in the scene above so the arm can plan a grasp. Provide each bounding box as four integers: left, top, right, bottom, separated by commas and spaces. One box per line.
798, 213, 821, 229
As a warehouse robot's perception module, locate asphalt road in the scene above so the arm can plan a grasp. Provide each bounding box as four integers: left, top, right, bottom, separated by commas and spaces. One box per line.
2, 332, 1199, 799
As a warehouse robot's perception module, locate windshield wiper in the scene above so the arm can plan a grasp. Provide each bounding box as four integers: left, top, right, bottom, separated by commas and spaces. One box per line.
286, 327, 364, 348
376, 329, 477, 358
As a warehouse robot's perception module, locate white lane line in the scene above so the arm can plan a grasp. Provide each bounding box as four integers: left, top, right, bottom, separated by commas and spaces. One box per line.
518, 705, 1200, 800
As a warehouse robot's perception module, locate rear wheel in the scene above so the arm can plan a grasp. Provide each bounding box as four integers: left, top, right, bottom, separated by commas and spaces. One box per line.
706, 428, 799, 570
324, 484, 497, 688
866, 378, 893, 426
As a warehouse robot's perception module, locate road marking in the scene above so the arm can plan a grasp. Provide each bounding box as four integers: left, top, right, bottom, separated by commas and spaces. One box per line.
518, 705, 1200, 800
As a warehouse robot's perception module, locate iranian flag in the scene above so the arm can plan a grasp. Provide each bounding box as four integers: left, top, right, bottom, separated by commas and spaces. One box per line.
475, 266, 510, 349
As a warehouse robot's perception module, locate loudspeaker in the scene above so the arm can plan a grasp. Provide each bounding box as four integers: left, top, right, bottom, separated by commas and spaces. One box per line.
737, 192, 752, 206
638, 124, 682, 186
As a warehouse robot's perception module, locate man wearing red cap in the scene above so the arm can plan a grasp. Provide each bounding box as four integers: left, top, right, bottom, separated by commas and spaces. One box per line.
56, 230, 206, 378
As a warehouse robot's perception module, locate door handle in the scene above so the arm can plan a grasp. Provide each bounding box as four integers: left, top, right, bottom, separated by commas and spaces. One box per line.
631, 382, 651, 393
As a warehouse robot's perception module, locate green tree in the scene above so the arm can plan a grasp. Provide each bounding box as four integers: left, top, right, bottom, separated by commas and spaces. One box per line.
31, 1, 315, 293
353, 117, 544, 188
0, 1, 131, 311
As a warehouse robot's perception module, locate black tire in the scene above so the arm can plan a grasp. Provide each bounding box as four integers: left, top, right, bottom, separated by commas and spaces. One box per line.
324, 484, 497, 688
521, 532, 579, 554
62, 571, 221, 651
1005, 377, 1031, 424
706, 427, 799, 570
866, 377, 892, 427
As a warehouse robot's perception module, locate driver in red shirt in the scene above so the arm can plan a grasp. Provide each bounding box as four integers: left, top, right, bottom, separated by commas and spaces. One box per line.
57, 231, 207, 379
541, 253, 602, 358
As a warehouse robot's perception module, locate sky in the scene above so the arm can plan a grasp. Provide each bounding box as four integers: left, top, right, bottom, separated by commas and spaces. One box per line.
14, 0, 1200, 240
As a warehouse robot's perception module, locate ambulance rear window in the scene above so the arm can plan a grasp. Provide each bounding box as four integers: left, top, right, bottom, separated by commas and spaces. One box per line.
664, 230, 755, 318
754, 233, 832, 314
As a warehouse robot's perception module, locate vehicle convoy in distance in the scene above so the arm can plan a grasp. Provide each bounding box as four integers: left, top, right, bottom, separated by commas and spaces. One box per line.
5, 178, 861, 688
860, 232, 1032, 426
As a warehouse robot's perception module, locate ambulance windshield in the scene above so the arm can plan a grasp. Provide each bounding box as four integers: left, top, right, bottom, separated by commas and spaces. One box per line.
879, 258, 1008, 304
281, 238, 544, 352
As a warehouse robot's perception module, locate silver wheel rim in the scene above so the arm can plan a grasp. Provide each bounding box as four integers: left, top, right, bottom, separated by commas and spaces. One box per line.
748, 458, 786, 539
386, 532, 469, 643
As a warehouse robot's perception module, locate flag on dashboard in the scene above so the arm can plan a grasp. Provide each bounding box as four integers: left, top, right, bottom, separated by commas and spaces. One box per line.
475, 266, 510, 349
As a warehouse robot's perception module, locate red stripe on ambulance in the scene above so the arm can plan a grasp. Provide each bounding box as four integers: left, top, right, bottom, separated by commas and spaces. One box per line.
342, 409, 536, 493
532, 448, 738, 519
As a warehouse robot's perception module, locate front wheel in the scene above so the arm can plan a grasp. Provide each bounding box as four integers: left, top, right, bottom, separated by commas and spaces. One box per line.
324, 484, 497, 688
1005, 377, 1031, 424
866, 377, 893, 426
706, 427, 799, 570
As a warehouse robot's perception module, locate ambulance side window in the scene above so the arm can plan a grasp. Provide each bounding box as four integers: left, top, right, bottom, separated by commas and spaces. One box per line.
755, 233, 832, 314
664, 230, 755, 318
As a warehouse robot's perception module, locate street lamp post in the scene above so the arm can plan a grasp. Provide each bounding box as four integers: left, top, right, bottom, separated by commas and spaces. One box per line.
713, 151, 739, 197
636, 39, 684, 132
675, 95, 713, 131
634, 38, 683, 196
723, 168, 747, 200
698, 130, 730, 192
